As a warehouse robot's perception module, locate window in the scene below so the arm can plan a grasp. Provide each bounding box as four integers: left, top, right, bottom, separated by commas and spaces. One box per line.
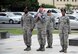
51, 10, 57, 13
75, 0, 77, 2
69, 16, 76, 20
13, 13, 22, 15
66, 11, 74, 14
76, 12, 78, 13
64, 0, 65, 1
72, 0, 74, 2
0, 13, 6, 16
60, 0, 62, 1
67, 0, 69, 1
29, 13, 34, 15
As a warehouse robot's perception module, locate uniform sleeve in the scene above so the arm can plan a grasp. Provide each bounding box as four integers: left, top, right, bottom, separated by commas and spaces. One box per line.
51, 16, 56, 28
67, 17, 71, 34
58, 17, 60, 28
34, 13, 40, 23
21, 16, 23, 27
30, 16, 35, 29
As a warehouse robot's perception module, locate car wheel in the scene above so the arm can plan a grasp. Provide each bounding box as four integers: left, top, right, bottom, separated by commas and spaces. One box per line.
9, 20, 14, 24
2, 22, 5, 24
18, 21, 20, 24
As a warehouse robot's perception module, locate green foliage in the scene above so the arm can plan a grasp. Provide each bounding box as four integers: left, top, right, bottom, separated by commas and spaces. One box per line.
0, 0, 39, 11
65, 4, 72, 11
40, 4, 56, 8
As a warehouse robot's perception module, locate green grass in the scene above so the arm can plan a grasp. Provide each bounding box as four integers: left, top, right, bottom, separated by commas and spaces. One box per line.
0, 28, 37, 35
0, 28, 78, 35
0, 28, 23, 35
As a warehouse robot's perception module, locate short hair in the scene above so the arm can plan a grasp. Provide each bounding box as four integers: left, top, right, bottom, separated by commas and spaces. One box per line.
61, 8, 66, 13
47, 10, 51, 13
24, 7, 28, 12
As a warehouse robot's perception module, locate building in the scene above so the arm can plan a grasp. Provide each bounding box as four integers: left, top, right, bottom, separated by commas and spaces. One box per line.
38, 0, 78, 9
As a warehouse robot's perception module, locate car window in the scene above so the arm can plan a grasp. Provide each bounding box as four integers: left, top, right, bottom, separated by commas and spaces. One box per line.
51, 10, 57, 13
66, 11, 74, 14
7, 13, 15, 17
77, 19, 78, 21
76, 12, 78, 13
13, 13, 22, 15
0, 13, 6, 16
29, 13, 34, 15
69, 16, 76, 20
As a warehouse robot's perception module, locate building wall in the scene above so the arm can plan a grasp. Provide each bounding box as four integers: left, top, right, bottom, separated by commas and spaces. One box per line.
38, 0, 53, 5
38, 0, 78, 9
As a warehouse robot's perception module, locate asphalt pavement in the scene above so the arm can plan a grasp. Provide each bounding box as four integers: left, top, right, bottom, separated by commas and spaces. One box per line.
0, 24, 21, 28
0, 34, 78, 54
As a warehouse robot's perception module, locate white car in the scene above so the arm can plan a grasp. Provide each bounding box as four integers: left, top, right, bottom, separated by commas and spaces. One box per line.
0, 12, 21, 24
66, 10, 78, 17
13, 12, 24, 16
28, 12, 37, 18
55, 15, 78, 29
69, 15, 78, 29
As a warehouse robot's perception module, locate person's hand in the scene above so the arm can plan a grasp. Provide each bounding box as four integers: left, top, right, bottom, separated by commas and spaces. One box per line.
31, 29, 33, 32
68, 32, 71, 34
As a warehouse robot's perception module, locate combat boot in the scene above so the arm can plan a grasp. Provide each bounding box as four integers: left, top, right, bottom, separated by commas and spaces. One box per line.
37, 45, 45, 51
64, 45, 67, 53
64, 49, 67, 53
46, 45, 52, 48
24, 46, 31, 51
59, 45, 64, 52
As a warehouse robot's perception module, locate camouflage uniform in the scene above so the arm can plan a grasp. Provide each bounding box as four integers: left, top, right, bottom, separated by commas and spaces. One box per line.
21, 13, 34, 47
46, 15, 55, 48
35, 12, 46, 51
58, 16, 71, 52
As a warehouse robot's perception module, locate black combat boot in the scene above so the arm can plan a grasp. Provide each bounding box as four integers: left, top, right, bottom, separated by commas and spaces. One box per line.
59, 45, 64, 52
37, 45, 45, 51
46, 45, 52, 48
64, 45, 67, 53
24, 46, 31, 51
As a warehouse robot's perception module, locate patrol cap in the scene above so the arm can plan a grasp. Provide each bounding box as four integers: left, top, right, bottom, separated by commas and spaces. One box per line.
47, 10, 51, 13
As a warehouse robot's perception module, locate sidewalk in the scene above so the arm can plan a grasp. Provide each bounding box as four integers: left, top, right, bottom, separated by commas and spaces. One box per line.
0, 34, 78, 54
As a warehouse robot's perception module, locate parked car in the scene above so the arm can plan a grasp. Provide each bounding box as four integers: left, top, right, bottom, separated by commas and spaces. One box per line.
55, 15, 78, 29
28, 12, 37, 18
66, 10, 78, 17
0, 12, 21, 24
13, 12, 24, 16
69, 15, 78, 29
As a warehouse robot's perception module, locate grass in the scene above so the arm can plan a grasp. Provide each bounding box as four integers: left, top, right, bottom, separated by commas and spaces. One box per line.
0, 28, 37, 35
0, 28, 23, 35
0, 28, 78, 35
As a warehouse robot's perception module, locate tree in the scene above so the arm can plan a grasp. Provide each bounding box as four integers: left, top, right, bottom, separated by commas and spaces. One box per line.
40, 4, 56, 8
0, 0, 39, 11
65, 4, 72, 11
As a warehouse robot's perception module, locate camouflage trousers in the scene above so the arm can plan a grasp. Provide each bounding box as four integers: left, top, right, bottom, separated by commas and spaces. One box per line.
46, 28, 53, 46
59, 30, 69, 48
37, 28, 46, 46
23, 29, 32, 47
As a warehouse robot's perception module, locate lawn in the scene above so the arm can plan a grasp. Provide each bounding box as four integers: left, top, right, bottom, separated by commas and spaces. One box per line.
0, 28, 78, 35
0, 28, 37, 35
